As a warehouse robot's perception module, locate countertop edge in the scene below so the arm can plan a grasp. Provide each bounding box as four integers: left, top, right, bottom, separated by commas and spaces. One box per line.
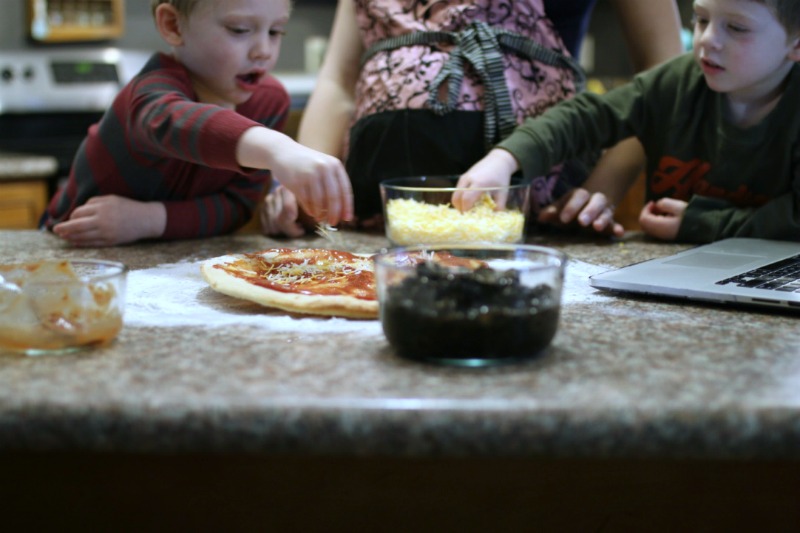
2, 406, 800, 459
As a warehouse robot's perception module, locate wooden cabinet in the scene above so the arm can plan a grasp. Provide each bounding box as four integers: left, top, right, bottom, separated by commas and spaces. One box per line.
27, 0, 125, 43
0, 180, 49, 229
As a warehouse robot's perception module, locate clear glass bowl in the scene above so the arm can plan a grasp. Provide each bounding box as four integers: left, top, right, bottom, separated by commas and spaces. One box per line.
380, 176, 531, 246
0, 259, 128, 356
374, 244, 566, 367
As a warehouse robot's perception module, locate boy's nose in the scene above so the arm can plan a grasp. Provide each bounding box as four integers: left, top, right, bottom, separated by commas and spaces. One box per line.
697, 23, 722, 50
250, 34, 274, 61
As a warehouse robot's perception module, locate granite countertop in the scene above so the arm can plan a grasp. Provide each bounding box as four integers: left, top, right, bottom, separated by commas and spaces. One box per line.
1, 229, 799, 459
0, 152, 58, 180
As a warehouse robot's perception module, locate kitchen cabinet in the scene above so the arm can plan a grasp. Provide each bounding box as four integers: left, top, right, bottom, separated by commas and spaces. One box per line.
0, 180, 48, 229
27, 0, 124, 43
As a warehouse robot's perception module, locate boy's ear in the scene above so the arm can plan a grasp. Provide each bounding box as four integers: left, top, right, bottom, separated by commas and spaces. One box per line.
789, 33, 800, 62
154, 4, 184, 47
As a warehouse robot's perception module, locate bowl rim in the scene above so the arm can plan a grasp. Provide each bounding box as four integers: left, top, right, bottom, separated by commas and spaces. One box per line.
373, 243, 568, 269
379, 175, 530, 192
0, 259, 129, 286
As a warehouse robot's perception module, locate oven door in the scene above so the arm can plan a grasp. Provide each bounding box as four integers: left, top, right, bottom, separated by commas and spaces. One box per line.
0, 111, 102, 192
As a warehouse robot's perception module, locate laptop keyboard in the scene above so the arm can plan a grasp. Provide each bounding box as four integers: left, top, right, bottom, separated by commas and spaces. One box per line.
717, 254, 800, 292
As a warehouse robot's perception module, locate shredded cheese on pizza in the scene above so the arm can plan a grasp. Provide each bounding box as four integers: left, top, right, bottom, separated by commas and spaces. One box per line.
214, 249, 376, 299
256, 253, 373, 287
385, 194, 525, 245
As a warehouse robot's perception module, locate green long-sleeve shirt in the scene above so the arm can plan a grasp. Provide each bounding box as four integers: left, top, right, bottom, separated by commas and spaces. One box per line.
499, 53, 800, 243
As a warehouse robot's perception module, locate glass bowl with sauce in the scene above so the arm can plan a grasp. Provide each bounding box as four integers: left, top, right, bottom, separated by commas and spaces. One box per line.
0, 259, 128, 356
379, 176, 531, 246
374, 244, 566, 367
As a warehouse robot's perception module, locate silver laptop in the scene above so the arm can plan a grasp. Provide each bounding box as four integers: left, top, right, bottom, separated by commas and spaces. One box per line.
589, 238, 800, 311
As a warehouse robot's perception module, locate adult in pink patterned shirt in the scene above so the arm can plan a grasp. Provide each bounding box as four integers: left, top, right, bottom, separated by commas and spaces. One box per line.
262, 0, 682, 237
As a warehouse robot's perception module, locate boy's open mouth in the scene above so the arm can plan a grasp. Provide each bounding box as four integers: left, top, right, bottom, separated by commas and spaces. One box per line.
701, 58, 723, 70
237, 71, 263, 87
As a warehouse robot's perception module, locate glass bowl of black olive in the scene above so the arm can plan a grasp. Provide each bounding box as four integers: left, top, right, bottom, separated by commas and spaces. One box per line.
373, 244, 567, 367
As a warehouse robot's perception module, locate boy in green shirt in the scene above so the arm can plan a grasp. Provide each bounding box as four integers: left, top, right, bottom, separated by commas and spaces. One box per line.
455, 0, 800, 243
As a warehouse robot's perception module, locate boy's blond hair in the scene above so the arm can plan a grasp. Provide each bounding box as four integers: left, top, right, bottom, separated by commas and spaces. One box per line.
150, 0, 200, 18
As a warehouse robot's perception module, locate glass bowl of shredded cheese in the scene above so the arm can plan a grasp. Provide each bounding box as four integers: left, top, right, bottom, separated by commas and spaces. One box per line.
380, 176, 530, 246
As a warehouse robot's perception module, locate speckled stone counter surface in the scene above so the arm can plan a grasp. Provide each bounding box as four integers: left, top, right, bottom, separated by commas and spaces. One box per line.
1, 229, 799, 459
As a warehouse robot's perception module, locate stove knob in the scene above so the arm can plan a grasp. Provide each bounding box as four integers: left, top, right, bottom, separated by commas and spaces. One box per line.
1, 67, 12, 82
23, 66, 35, 81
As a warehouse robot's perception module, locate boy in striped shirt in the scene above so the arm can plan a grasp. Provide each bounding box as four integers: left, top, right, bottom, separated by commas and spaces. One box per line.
43, 0, 352, 247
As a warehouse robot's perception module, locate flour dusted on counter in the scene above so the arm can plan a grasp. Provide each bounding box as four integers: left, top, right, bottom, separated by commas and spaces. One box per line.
124, 261, 383, 334
563, 259, 615, 305
124, 258, 611, 332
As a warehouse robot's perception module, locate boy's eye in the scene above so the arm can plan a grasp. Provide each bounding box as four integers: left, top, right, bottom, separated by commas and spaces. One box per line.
728, 24, 749, 33
227, 26, 249, 35
691, 14, 708, 27
269, 28, 287, 37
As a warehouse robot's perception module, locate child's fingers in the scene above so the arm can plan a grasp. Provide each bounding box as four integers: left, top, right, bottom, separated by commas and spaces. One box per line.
559, 189, 591, 224
537, 204, 560, 224
67, 204, 97, 220
577, 192, 614, 227
324, 165, 353, 225
300, 178, 324, 221
53, 216, 96, 236
493, 190, 509, 210
452, 189, 485, 211
336, 167, 354, 221
262, 188, 304, 237
653, 197, 687, 216
53, 221, 102, 246
277, 200, 305, 237
590, 206, 620, 235
298, 162, 352, 226
639, 207, 678, 240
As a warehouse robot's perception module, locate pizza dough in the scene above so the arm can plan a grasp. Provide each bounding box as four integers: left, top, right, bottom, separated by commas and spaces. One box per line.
200, 248, 378, 319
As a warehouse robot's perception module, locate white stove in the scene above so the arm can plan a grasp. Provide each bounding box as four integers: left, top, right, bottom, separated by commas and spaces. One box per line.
0, 47, 150, 113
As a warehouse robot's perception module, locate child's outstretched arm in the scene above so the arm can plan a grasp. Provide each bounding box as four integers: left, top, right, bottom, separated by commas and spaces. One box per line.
237, 126, 353, 227
52, 195, 167, 247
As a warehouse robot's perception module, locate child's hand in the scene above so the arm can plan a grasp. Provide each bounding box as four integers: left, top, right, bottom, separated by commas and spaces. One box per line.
52, 195, 166, 247
237, 128, 354, 227
538, 188, 624, 237
266, 140, 352, 227
452, 149, 519, 211
638, 198, 687, 240
260, 185, 306, 238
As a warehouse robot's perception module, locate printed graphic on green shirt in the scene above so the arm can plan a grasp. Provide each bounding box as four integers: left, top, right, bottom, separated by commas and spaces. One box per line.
652, 156, 770, 207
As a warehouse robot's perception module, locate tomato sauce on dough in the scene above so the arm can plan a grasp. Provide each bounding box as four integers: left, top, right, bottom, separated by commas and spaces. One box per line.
216, 248, 377, 300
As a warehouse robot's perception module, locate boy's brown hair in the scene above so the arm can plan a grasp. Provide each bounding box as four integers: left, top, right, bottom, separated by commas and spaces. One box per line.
150, 0, 200, 18
756, 0, 800, 34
